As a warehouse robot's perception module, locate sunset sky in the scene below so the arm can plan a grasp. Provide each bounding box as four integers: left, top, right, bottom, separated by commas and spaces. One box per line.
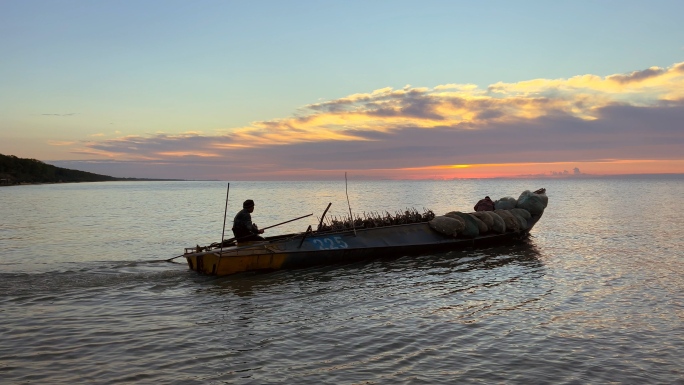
2, 1, 683, 180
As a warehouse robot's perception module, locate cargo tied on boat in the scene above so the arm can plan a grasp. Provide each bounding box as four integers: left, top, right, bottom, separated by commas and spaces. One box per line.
182, 188, 548, 276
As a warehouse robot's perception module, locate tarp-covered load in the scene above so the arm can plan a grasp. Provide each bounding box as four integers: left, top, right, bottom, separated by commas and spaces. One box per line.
428, 215, 465, 237
494, 196, 517, 210
495, 209, 520, 232
471, 211, 494, 229
468, 214, 489, 233
516, 190, 548, 216
487, 211, 507, 233
510, 208, 531, 220
445, 211, 480, 238
509, 210, 528, 230
429, 189, 547, 238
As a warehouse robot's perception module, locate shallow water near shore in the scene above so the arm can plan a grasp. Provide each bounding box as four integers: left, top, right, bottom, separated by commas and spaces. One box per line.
1, 178, 683, 384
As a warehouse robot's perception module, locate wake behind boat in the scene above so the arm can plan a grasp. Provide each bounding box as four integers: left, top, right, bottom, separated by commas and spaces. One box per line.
182, 189, 548, 276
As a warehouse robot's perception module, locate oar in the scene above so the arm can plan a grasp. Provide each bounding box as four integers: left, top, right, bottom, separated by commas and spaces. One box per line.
255, 213, 313, 232
165, 213, 314, 262
223, 213, 314, 244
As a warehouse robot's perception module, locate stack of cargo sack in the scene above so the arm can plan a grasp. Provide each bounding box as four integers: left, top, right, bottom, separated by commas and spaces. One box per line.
428, 189, 548, 238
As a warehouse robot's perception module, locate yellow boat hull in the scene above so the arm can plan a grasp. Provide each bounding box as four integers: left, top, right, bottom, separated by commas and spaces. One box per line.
185, 247, 290, 276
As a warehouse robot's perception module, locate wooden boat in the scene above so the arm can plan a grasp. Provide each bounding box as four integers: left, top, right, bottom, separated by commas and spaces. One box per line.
182, 189, 547, 276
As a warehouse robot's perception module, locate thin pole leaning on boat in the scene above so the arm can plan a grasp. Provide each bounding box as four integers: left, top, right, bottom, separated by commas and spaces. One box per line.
345, 172, 357, 236
317, 202, 332, 231
219, 182, 230, 257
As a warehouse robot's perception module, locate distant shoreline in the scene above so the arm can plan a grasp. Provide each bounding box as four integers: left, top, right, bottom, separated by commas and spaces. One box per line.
0, 178, 186, 187
0, 153, 190, 185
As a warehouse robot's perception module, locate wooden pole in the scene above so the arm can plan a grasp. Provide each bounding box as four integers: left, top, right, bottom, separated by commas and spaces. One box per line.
317, 202, 332, 231
345, 172, 356, 236
219, 182, 230, 256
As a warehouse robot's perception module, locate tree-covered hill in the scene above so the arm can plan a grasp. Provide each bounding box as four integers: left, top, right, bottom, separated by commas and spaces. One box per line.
0, 153, 119, 184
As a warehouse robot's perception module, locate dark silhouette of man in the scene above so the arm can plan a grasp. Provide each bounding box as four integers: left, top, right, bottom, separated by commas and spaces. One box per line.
232, 199, 265, 243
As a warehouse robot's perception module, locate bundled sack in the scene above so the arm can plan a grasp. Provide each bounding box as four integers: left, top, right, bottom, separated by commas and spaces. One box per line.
509, 210, 528, 230
471, 211, 494, 229
516, 190, 548, 216
468, 214, 489, 233
510, 208, 531, 220
429, 215, 465, 237
487, 212, 507, 234
494, 210, 520, 232
494, 196, 517, 210
445, 211, 480, 238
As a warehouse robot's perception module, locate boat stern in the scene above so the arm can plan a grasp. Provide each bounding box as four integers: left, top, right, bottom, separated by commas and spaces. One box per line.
184, 247, 291, 276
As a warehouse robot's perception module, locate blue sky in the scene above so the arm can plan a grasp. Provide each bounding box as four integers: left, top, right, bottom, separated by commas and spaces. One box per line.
1, 1, 683, 179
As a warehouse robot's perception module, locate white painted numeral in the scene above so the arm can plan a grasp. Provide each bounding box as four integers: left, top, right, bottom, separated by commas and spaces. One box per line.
334, 236, 348, 248
312, 239, 325, 250
311, 237, 349, 250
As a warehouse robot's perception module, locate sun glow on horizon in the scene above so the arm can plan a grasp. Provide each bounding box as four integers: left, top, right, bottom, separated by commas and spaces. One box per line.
222, 159, 684, 181
387, 159, 684, 180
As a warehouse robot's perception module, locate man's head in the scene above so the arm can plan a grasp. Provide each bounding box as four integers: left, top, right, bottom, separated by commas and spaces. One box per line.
243, 199, 255, 212
485, 196, 491, 200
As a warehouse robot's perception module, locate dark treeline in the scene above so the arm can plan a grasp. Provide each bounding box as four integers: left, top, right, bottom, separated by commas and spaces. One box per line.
0, 153, 120, 184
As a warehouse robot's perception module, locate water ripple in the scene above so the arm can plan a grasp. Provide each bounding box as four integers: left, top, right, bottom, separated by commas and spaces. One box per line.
1, 180, 683, 384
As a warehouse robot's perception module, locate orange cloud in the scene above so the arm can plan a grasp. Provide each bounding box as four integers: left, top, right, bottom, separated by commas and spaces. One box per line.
207, 61, 684, 146
155, 151, 219, 157
51, 62, 684, 180
47, 140, 77, 146
58, 61, 684, 156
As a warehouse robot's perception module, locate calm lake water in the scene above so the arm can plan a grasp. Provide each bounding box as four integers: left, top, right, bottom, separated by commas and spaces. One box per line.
1, 178, 682, 384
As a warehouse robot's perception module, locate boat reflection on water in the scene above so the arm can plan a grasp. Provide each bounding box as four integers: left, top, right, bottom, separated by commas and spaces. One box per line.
441, 239, 544, 273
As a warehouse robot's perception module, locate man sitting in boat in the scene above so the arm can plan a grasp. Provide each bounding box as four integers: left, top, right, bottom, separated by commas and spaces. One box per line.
232, 199, 265, 244
474, 196, 495, 211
